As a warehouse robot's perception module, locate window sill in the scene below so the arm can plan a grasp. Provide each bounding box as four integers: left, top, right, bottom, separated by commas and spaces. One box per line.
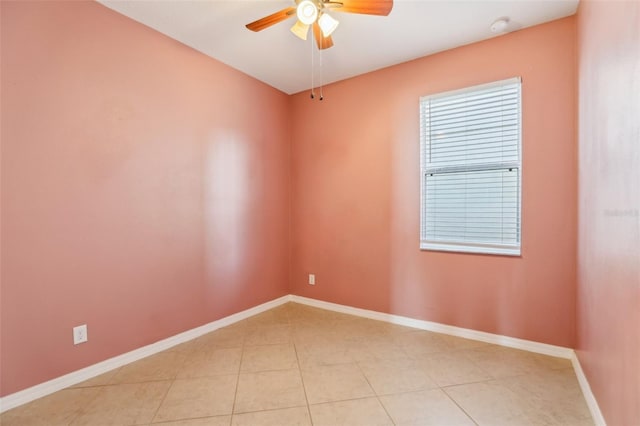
420, 242, 521, 257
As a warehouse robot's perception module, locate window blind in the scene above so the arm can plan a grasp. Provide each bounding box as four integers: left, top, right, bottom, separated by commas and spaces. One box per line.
420, 77, 521, 255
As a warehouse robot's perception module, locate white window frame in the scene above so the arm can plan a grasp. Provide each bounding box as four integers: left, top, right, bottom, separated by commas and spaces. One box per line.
419, 77, 522, 256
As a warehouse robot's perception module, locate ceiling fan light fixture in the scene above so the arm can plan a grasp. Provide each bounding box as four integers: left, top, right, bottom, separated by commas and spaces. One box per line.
297, 0, 318, 25
290, 20, 310, 40
318, 13, 339, 37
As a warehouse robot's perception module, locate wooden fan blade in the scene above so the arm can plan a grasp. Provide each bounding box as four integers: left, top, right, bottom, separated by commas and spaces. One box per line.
246, 7, 296, 32
335, 0, 393, 16
312, 22, 334, 50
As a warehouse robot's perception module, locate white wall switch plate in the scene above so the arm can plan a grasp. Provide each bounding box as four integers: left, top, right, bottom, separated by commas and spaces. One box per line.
308, 274, 315, 285
73, 324, 88, 345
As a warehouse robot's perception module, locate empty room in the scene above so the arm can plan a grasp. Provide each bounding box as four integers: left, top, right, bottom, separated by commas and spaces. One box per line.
0, 0, 638, 425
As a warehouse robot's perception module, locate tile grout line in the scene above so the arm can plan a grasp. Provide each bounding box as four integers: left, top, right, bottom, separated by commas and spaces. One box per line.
290, 312, 315, 426
352, 359, 397, 425
440, 386, 481, 426
148, 352, 188, 425
147, 380, 174, 424
376, 395, 398, 426
229, 324, 248, 422
66, 385, 104, 426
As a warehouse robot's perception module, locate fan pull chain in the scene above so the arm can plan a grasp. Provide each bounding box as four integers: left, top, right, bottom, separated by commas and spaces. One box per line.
310, 34, 315, 99
319, 44, 324, 101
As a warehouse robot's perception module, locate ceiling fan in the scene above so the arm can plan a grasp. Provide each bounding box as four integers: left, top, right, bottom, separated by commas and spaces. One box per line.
245, 0, 393, 50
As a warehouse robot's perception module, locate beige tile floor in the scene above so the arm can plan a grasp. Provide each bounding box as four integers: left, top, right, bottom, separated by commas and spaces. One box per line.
1, 302, 594, 426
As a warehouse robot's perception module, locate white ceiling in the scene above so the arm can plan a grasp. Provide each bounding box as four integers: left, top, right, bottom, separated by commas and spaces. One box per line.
98, 0, 579, 94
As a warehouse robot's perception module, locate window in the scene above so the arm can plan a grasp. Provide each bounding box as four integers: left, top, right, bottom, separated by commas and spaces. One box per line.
420, 77, 521, 256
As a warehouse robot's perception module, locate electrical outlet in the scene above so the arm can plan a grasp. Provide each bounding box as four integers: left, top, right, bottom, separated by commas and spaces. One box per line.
73, 324, 88, 345
308, 274, 315, 285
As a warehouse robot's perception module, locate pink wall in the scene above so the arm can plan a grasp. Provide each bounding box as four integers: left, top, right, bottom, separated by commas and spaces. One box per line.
0, 1, 290, 396
290, 18, 578, 347
576, 1, 640, 424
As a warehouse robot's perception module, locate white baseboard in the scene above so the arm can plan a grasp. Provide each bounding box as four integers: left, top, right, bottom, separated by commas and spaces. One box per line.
1, 293, 606, 426
0, 295, 290, 413
571, 352, 607, 426
291, 295, 574, 358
